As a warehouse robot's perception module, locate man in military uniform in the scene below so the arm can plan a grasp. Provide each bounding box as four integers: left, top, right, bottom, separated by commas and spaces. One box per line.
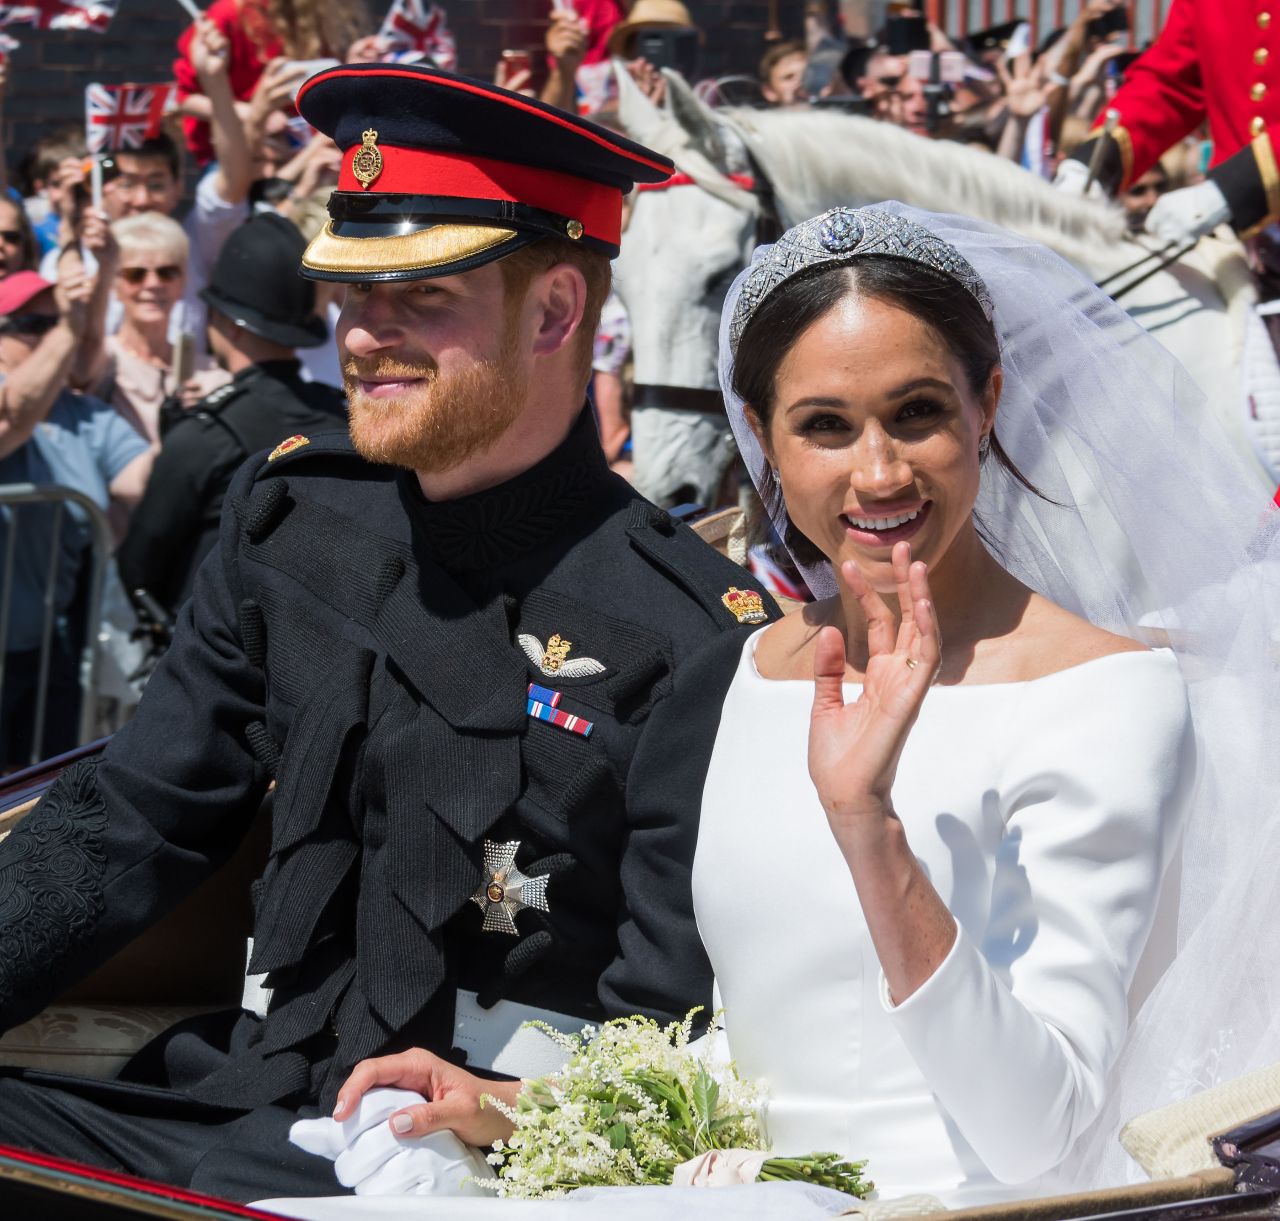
1057, 0, 1280, 243
0, 64, 777, 1201
117, 212, 346, 617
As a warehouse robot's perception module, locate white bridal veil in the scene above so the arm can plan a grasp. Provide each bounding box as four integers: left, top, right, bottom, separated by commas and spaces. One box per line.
718, 202, 1280, 1189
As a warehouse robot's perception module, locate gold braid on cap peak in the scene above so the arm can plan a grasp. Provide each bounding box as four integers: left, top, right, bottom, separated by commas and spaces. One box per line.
728, 207, 994, 353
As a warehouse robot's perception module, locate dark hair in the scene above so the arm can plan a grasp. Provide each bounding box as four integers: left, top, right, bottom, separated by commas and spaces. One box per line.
104, 133, 182, 183
732, 255, 1042, 564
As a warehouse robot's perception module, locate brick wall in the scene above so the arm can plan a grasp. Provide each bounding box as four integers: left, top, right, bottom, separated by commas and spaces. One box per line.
2, 0, 788, 183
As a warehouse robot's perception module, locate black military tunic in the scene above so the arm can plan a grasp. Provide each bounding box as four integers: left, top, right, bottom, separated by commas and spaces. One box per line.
0, 409, 777, 1199
115, 360, 346, 615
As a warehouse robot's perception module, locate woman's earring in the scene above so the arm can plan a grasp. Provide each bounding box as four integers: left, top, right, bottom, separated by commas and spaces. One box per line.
978, 435, 991, 462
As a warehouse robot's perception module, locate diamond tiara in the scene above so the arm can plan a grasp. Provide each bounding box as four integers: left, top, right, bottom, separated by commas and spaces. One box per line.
728, 207, 995, 352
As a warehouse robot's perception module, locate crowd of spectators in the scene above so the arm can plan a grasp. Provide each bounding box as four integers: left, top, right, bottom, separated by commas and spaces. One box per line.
0, 0, 1196, 771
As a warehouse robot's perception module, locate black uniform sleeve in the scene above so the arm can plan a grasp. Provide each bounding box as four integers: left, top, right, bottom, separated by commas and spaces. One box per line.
116, 421, 236, 611
1208, 132, 1280, 238
0, 456, 271, 1030
597, 628, 755, 1025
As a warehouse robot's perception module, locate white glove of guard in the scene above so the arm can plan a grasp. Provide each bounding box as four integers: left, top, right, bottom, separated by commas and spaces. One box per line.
1145, 179, 1232, 245
289, 1086, 493, 1196
1052, 157, 1109, 202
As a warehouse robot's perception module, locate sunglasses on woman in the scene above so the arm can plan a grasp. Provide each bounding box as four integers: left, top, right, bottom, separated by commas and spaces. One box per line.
0, 313, 59, 338
118, 264, 182, 285
0, 230, 23, 245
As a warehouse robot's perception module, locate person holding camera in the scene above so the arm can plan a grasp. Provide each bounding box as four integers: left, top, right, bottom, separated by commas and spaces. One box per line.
0, 265, 151, 768
1056, 0, 1280, 246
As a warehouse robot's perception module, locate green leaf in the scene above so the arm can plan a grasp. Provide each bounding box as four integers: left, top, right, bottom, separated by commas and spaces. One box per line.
598, 1100, 616, 1118
691, 1067, 720, 1129
607, 1122, 629, 1150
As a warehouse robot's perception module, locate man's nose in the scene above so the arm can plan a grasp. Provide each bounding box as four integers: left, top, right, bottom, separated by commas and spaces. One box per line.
339, 294, 402, 358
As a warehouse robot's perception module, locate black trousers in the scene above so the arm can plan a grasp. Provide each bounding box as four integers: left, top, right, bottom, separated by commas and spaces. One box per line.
0, 1071, 345, 1204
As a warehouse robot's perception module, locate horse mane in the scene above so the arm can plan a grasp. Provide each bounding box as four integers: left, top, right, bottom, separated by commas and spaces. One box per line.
722, 107, 1125, 265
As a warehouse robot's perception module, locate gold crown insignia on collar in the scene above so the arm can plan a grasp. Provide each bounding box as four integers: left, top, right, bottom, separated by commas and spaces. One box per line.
722, 587, 768, 624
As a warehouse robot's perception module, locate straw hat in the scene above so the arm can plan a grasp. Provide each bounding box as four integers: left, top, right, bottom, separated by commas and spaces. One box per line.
607, 0, 698, 57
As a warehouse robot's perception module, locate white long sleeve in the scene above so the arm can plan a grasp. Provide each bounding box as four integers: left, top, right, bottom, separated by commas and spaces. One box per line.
695, 637, 1193, 1205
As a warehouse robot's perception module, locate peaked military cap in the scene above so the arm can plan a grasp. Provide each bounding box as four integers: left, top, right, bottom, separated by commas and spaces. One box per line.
295, 62, 675, 282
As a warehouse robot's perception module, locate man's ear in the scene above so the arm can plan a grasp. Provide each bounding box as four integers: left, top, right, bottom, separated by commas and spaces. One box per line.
530, 263, 588, 359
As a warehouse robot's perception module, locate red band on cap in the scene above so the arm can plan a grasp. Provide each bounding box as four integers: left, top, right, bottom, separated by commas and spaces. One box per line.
298, 67, 674, 179
339, 146, 624, 247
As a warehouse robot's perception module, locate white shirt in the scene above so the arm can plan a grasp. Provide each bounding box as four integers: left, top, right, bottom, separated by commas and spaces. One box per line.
694, 631, 1193, 1206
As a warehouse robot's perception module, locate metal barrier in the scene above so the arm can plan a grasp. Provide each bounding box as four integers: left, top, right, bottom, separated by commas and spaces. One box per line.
0, 483, 112, 768
925, 1, 1166, 47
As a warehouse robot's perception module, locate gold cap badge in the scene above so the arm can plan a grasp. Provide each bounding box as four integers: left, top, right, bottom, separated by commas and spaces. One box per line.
268, 434, 310, 462
352, 129, 383, 190
722, 586, 768, 624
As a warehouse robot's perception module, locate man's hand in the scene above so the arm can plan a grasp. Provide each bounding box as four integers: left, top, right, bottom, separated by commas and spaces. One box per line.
249, 59, 306, 127
546, 10, 588, 75
78, 208, 118, 271
1145, 179, 1232, 245
626, 57, 667, 107
190, 16, 231, 85
53, 265, 94, 340
346, 35, 386, 64
334, 1048, 521, 1148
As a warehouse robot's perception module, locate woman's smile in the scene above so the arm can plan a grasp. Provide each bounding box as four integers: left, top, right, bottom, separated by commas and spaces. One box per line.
840, 500, 931, 548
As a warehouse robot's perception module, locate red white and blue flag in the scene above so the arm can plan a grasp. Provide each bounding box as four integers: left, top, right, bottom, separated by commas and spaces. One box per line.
0, 0, 117, 33
378, 0, 456, 71
84, 81, 177, 154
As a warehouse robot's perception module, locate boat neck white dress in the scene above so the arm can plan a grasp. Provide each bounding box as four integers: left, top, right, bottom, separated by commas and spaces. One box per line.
692, 629, 1194, 1207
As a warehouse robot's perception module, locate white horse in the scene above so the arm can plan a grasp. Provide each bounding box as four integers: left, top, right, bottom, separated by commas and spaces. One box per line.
612, 67, 1278, 505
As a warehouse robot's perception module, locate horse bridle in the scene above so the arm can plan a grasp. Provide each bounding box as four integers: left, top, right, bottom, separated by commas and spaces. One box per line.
629, 155, 784, 415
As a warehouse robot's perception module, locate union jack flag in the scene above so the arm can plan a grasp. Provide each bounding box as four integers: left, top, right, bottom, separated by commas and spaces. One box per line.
0, 0, 116, 33
84, 81, 177, 155
378, 0, 456, 71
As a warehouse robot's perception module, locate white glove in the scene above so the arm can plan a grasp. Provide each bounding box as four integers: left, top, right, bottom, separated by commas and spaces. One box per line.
1052, 157, 1108, 202
1145, 179, 1232, 245
289, 1086, 493, 1196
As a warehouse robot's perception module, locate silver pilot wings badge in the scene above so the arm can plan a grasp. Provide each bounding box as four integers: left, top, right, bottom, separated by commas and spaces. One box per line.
517, 632, 606, 678
470, 840, 551, 935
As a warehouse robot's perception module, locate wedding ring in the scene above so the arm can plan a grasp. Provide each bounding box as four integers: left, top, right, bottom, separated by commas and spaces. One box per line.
904, 657, 920, 670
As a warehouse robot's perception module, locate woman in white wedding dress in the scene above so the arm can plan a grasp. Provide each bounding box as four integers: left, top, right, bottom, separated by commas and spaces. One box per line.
695, 206, 1193, 1206
296, 206, 1280, 1212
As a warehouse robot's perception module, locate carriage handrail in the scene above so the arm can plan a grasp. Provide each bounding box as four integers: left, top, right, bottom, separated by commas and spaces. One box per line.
0, 482, 113, 765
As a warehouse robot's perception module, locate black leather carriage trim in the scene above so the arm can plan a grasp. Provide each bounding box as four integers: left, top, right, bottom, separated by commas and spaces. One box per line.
0, 759, 108, 1020
624, 499, 781, 628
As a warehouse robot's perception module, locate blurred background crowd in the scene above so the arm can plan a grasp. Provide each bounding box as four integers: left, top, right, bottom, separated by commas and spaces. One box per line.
0, 0, 1208, 771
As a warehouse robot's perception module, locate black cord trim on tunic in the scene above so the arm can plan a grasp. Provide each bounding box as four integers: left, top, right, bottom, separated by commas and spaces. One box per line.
0, 759, 108, 1021
244, 721, 282, 775
242, 479, 290, 543
239, 599, 267, 668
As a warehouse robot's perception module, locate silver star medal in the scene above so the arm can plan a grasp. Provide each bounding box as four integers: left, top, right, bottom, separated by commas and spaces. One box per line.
470, 840, 551, 935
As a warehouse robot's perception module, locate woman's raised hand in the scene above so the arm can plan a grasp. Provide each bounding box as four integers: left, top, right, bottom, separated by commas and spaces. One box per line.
807, 543, 940, 835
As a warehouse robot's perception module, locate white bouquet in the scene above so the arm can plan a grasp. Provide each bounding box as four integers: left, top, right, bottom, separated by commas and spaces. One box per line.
477, 1011, 872, 1200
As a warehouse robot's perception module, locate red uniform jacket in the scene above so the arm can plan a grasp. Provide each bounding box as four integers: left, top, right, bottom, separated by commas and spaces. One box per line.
1072, 0, 1280, 236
